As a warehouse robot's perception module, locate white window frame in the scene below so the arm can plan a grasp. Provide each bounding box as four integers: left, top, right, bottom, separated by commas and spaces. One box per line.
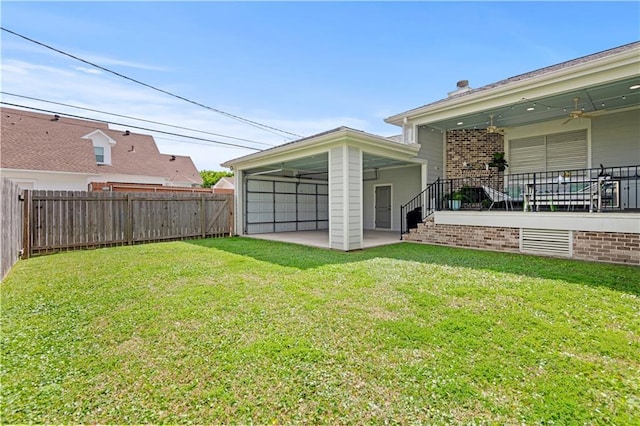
94, 146, 105, 164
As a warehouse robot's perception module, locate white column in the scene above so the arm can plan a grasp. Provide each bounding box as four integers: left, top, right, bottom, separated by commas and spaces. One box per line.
329, 145, 362, 251
234, 170, 244, 235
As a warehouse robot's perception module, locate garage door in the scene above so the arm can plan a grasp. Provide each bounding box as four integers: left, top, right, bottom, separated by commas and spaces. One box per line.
245, 178, 328, 234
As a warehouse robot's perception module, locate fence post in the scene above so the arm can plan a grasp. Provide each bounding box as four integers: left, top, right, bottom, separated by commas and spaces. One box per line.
126, 193, 133, 245
228, 194, 234, 236
200, 195, 206, 238
21, 190, 31, 259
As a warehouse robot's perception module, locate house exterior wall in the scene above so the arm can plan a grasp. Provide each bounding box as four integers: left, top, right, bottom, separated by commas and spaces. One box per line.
404, 214, 640, 265
329, 145, 362, 251
573, 231, 639, 264
0, 169, 189, 191
362, 165, 421, 231
83, 130, 115, 165
417, 126, 444, 182
445, 130, 504, 179
405, 217, 521, 253
0, 169, 95, 191
591, 109, 640, 167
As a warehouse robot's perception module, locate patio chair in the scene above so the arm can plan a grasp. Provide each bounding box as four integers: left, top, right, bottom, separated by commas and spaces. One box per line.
482, 185, 514, 210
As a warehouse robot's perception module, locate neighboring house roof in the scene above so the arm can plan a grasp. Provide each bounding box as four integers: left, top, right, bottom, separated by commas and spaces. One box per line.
213, 176, 235, 189
1, 107, 203, 185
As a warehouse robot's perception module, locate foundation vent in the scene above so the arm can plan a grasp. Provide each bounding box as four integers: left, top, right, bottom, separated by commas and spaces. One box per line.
520, 228, 572, 257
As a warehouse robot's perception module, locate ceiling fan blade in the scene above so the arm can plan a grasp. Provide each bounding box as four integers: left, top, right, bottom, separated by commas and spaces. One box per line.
561, 117, 572, 125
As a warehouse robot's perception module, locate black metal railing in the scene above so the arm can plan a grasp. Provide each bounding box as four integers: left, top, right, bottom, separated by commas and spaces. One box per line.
400, 164, 639, 235
400, 178, 442, 236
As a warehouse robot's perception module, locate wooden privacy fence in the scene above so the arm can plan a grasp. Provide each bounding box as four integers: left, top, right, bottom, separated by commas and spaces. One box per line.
1, 179, 24, 280
23, 190, 233, 257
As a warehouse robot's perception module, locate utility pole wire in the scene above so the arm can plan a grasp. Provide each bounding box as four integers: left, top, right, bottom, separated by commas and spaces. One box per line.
1, 102, 262, 152
1, 26, 303, 140
1, 92, 276, 148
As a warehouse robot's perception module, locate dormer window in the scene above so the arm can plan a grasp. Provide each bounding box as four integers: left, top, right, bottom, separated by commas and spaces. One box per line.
94, 146, 105, 163
82, 130, 116, 165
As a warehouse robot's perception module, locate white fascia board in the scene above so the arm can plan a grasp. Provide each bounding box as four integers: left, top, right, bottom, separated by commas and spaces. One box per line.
82, 129, 117, 145
0, 167, 98, 177
386, 48, 640, 126
223, 128, 420, 171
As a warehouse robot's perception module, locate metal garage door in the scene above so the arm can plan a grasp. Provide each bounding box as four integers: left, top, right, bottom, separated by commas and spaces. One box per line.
245, 178, 328, 234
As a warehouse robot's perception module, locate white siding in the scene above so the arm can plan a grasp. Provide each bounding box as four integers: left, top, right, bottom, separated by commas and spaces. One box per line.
591, 109, 640, 167
362, 165, 421, 231
0, 169, 93, 191
329, 147, 344, 249
347, 146, 362, 250
329, 146, 362, 251
417, 126, 444, 182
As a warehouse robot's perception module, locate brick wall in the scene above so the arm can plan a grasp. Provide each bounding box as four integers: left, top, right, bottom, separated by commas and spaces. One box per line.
405, 219, 639, 265
574, 231, 640, 265
446, 130, 504, 179
404, 217, 521, 253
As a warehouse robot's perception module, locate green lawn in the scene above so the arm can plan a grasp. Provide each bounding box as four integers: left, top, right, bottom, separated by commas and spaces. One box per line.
2, 238, 639, 424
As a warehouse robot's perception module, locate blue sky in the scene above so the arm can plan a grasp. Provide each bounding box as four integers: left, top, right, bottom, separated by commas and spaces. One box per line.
2, 1, 639, 171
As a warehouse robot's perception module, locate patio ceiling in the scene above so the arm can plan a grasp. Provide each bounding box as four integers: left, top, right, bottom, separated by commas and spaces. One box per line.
245, 152, 415, 179
423, 76, 640, 132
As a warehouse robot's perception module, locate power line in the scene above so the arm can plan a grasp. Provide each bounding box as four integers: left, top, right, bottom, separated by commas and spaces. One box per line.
0, 91, 276, 148
1, 26, 304, 140
1, 102, 262, 152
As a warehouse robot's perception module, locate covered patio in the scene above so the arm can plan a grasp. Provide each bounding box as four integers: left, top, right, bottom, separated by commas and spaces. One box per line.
222, 127, 424, 252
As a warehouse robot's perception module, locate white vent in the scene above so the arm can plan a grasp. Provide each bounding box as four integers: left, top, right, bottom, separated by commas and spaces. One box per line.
520, 228, 573, 257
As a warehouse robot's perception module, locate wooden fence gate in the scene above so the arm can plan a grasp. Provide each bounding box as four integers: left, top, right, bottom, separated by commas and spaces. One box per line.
1, 179, 24, 280
23, 190, 233, 257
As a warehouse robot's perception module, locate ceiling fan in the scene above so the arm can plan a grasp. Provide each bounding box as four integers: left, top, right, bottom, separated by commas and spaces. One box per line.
486, 114, 505, 134
562, 97, 596, 125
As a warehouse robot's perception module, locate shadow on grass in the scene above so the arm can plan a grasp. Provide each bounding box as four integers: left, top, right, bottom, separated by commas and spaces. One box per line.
187, 237, 640, 296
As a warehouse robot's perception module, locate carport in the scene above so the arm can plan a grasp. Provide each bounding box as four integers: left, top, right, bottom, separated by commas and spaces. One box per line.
221, 127, 423, 251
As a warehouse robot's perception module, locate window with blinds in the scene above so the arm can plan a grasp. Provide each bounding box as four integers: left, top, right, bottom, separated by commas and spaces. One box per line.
509, 130, 587, 174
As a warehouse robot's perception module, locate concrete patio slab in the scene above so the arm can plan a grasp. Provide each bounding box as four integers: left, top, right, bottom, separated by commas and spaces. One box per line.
243, 229, 402, 250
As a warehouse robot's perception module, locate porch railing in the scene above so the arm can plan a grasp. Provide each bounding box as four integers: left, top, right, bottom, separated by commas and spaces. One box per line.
400, 164, 639, 235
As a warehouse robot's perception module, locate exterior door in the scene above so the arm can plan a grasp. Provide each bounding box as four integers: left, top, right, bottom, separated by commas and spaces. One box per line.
375, 185, 392, 229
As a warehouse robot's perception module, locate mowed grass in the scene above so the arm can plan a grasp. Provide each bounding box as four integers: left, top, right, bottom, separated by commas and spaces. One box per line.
1, 238, 639, 424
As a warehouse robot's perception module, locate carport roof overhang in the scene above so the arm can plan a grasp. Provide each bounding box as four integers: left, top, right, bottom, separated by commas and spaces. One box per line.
221, 126, 422, 172
385, 42, 640, 131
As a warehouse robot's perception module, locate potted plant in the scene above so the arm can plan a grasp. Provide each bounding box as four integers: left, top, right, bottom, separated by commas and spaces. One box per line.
444, 190, 466, 210
488, 152, 509, 172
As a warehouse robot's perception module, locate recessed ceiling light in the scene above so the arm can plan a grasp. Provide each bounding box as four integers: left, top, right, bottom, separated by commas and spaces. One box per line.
526, 107, 535, 111
630, 84, 640, 90
457, 121, 464, 126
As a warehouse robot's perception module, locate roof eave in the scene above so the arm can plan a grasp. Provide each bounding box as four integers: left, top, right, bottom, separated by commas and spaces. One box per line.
385, 44, 640, 126
221, 127, 420, 169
